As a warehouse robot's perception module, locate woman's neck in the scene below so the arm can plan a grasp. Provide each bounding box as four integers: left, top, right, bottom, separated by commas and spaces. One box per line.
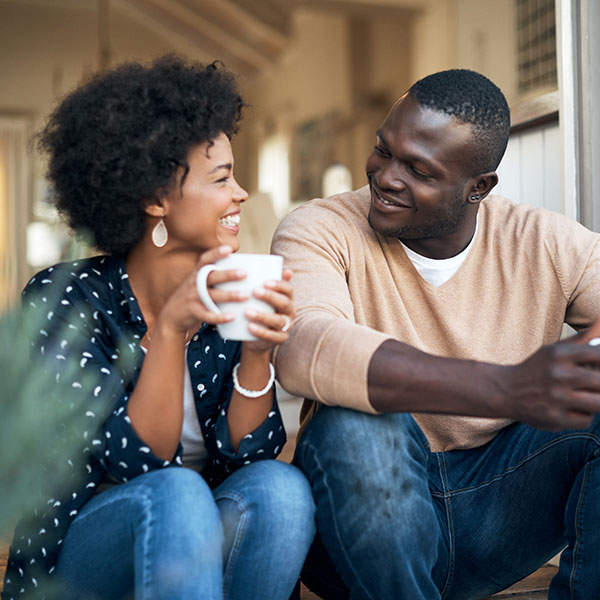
125, 242, 198, 328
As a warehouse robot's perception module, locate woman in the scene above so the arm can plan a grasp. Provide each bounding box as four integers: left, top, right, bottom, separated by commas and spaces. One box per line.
3, 56, 315, 599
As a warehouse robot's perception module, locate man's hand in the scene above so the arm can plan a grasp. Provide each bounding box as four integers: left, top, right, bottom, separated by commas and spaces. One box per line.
502, 318, 600, 430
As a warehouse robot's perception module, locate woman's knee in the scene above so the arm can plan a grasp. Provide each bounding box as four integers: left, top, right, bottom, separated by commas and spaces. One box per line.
217, 460, 316, 539
136, 467, 221, 531
258, 460, 315, 518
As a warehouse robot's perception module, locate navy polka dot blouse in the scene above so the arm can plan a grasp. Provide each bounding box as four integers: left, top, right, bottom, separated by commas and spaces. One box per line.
2, 255, 285, 599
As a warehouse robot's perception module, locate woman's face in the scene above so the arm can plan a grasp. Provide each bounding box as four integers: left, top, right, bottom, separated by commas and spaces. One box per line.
162, 132, 248, 254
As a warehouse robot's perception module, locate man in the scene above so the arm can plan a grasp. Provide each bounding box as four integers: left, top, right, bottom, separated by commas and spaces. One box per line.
272, 69, 600, 600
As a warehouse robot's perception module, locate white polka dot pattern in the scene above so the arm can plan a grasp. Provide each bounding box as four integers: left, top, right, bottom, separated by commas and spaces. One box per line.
4, 255, 286, 598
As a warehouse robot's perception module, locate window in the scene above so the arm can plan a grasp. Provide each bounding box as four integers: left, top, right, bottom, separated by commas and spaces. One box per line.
516, 0, 557, 96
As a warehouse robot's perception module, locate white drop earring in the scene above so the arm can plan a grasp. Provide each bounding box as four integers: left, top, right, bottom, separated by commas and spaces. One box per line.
151, 218, 168, 248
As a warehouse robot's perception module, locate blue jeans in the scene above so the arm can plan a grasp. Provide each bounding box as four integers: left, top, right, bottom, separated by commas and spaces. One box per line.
295, 407, 600, 600
55, 460, 315, 599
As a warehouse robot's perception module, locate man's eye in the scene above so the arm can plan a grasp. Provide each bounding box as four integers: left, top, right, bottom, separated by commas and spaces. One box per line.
373, 145, 391, 157
411, 166, 430, 179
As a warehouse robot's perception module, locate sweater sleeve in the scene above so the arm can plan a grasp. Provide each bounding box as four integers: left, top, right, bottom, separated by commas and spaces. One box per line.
271, 201, 391, 413
565, 238, 600, 328
540, 213, 600, 329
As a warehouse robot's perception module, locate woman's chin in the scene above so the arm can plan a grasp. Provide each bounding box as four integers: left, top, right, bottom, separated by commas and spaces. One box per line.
217, 234, 240, 253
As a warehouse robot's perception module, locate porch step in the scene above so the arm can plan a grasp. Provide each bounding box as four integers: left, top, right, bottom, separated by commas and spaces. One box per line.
0, 543, 7, 594
298, 565, 556, 599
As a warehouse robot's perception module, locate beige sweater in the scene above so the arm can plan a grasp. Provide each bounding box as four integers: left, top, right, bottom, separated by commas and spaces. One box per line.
272, 186, 600, 451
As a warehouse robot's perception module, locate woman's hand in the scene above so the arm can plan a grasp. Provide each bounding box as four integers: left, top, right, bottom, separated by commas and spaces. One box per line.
154, 245, 248, 339
226, 268, 294, 448
242, 268, 295, 354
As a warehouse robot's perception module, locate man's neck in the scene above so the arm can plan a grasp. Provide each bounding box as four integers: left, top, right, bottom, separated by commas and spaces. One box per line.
400, 212, 479, 259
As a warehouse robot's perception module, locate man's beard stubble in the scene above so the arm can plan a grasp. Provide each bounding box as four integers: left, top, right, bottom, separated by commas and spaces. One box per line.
369, 189, 468, 242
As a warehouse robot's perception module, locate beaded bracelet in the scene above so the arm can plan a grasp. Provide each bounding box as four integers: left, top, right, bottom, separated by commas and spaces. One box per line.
232, 362, 275, 398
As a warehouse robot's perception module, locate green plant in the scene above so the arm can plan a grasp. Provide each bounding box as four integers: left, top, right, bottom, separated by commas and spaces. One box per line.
0, 306, 103, 540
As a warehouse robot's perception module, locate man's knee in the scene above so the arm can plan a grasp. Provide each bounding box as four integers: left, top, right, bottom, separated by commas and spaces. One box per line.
296, 406, 429, 475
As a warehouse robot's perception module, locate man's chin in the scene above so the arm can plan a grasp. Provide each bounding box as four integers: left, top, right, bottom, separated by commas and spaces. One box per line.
367, 206, 405, 236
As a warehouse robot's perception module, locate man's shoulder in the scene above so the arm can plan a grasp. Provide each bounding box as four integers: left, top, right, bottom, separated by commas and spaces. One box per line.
482, 195, 597, 238
276, 186, 371, 236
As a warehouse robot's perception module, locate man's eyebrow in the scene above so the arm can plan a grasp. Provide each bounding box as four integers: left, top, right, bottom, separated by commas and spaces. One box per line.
209, 163, 232, 174
375, 130, 387, 145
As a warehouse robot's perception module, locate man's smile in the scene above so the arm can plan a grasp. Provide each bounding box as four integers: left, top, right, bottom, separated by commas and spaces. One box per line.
370, 179, 413, 212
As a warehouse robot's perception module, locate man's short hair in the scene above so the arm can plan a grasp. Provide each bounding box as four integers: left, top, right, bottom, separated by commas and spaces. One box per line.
409, 69, 510, 175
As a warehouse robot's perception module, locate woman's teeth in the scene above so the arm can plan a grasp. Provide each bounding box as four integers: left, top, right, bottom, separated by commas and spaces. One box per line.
219, 214, 240, 227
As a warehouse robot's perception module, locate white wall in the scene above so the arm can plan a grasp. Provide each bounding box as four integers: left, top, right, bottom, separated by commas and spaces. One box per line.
496, 122, 562, 213
454, 0, 519, 104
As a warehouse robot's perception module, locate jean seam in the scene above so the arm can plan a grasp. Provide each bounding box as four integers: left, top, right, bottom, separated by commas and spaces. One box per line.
437, 453, 454, 600
569, 462, 589, 600
139, 495, 153, 600
217, 491, 248, 600
303, 439, 376, 600
430, 433, 600, 498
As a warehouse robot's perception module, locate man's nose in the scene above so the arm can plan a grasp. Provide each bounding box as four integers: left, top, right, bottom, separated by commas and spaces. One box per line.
376, 162, 406, 191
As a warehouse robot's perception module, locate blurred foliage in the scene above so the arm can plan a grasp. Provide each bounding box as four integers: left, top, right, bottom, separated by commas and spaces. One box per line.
0, 305, 104, 540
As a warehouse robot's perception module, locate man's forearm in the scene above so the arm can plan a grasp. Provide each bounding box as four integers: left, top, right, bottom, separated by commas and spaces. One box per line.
368, 339, 508, 417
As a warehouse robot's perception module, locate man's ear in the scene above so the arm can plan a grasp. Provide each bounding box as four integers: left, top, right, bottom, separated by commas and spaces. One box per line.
466, 172, 498, 205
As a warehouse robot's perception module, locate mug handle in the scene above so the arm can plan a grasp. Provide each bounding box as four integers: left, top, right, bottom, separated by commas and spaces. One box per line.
196, 264, 222, 314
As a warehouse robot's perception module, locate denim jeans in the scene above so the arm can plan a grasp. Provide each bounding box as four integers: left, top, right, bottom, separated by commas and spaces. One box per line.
295, 406, 600, 600
55, 460, 315, 599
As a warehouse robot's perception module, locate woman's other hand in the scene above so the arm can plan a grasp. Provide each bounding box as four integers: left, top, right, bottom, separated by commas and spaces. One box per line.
242, 268, 295, 354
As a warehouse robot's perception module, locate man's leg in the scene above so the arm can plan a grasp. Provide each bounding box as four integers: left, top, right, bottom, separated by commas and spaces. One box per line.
294, 406, 445, 600
438, 415, 600, 600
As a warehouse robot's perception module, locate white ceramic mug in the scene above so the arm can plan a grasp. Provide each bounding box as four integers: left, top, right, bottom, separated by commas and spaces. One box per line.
196, 253, 283, 341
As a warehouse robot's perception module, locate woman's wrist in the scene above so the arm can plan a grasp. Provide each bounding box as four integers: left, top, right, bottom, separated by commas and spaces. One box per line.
234, 347, 274, 398
152, 317, 188, 343
240, 343, 272, 368
232, 362, 275, 398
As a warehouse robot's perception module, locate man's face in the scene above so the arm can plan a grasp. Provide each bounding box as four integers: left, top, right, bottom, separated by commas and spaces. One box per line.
366, 94, 476, 256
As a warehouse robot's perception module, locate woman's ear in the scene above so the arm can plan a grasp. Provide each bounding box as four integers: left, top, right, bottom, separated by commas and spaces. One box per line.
144, 197, 167, 218
466, 172, 499, 204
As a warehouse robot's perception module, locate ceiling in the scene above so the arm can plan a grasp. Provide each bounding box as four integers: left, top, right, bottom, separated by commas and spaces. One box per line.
116, 0, 293, 76
3, 0, 424, 77
115, 0, 425, 77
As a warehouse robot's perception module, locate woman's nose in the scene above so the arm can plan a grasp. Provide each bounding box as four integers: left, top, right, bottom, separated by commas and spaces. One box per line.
233, 178, 248, 202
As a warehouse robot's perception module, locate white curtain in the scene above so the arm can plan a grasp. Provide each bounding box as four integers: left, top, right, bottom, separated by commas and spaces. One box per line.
0, 117, 29, 312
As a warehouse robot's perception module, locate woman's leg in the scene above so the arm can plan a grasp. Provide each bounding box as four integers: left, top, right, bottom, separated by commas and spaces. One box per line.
55, 468, 224, 600
213, 459, 316, 600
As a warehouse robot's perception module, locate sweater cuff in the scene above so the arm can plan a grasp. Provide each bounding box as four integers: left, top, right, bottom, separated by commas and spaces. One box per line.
277, 316, 391, 413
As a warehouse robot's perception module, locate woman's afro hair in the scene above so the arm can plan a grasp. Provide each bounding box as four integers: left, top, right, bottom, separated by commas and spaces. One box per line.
37, 55, 245, 255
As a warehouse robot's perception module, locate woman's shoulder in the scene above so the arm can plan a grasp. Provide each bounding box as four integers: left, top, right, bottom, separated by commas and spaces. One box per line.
23, 255, 124, 303
21, 255, 137, 337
